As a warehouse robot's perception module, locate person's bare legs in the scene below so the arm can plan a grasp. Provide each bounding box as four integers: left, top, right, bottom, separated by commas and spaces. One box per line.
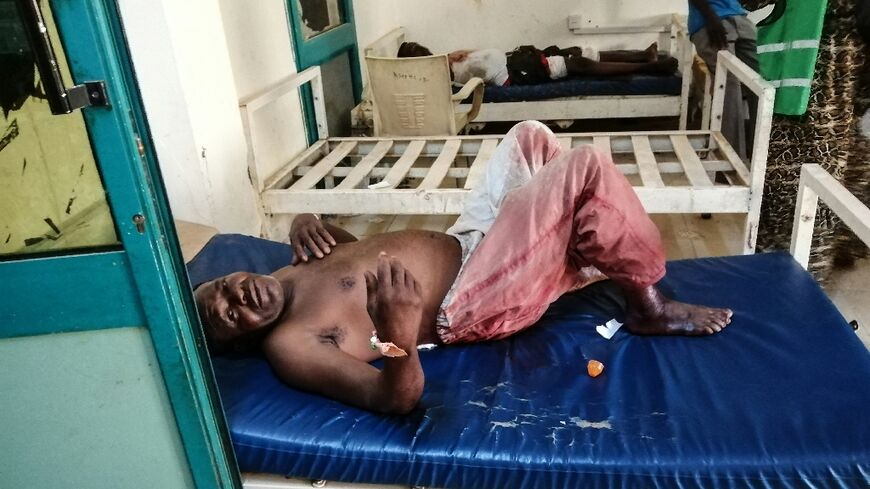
441, 130, 733, 343
566, 54, 677, 76
623, 284, 733, 336
598, 42, 659, 63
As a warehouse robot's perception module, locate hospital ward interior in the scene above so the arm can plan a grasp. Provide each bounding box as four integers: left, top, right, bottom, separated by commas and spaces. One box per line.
3, 0, 870, 488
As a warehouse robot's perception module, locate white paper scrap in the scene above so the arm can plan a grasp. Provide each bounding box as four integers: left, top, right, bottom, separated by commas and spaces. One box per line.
368, 180, 392, 189
595, 319, 623, 340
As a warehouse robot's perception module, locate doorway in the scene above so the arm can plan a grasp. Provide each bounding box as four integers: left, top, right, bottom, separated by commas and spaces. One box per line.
287, 0, 362, 140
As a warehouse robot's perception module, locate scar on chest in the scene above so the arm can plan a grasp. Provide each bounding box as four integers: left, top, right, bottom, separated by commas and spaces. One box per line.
339, 276, 356, 290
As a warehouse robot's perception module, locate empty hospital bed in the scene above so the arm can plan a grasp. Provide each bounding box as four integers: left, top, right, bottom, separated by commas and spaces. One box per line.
241, 51, 772, 254
188, 163, 870, 489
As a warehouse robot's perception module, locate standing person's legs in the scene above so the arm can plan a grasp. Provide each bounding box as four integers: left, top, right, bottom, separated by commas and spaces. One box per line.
733, 15, 759, 156
733, 16, 758, 72
692, 16, 748, 158
438, 141, 732, 344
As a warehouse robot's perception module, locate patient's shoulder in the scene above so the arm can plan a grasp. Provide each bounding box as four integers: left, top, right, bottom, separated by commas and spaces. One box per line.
262, 323, 312, 364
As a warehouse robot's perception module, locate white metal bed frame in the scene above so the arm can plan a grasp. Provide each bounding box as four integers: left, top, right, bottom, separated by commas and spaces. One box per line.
241, 51, 774, 254
790, 164, 870, 269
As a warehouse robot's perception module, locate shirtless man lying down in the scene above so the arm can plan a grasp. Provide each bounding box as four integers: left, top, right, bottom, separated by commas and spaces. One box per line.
195, 121, 732, 414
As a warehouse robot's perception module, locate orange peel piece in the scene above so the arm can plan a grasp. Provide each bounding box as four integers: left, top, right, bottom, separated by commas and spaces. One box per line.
587, 359, 605, 377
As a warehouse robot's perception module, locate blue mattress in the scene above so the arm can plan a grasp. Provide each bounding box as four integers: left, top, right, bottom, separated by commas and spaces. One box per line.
455, 75, 682, 103
189, 235, 870, 489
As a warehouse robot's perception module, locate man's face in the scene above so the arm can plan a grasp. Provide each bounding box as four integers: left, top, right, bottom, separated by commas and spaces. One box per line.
195, 272, 285, 344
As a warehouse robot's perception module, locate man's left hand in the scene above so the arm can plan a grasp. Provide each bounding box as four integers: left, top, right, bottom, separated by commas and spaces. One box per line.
289, 214, 337, 264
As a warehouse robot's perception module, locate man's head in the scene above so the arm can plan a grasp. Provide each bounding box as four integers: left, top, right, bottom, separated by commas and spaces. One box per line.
397, 41, 433, 58
194, 271, 286, 350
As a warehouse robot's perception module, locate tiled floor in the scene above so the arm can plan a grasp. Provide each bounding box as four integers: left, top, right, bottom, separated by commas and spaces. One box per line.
321, 213, 869, 349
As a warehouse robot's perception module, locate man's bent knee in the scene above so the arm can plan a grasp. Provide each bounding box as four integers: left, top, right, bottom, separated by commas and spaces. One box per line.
510, 120, 550, 136
561, 145, 613, 171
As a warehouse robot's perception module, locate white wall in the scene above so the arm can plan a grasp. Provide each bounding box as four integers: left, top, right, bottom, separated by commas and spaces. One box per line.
119, 0, 304, 237
219, 0, 309, 239
353, 0, 401, 80
219, 0, 308, 182
355, 0, 687, 56
353, 0, 400, 51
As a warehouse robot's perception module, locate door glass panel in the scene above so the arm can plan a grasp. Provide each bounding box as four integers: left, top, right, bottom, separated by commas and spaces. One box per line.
297, 0, 344, 40
320, 52, 355, 136
0, 0, 118, 257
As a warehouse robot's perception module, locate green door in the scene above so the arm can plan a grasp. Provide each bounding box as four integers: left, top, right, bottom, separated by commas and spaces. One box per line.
288, 0, 362, 140
0, 1, 238, 487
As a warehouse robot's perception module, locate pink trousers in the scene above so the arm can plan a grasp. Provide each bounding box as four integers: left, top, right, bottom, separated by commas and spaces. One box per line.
437, 121, 666, 344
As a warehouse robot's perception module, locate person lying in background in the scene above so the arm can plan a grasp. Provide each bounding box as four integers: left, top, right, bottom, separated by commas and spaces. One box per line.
396, 41, 678, 87
195, 121, 732, 415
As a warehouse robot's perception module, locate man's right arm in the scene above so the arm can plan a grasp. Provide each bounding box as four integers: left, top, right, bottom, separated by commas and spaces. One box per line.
264, 254, 427, 414
263, 331, 424, 414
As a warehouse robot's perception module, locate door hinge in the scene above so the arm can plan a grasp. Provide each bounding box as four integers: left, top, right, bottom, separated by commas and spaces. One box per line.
64, 81, 110, 112
16, 0, 110, 114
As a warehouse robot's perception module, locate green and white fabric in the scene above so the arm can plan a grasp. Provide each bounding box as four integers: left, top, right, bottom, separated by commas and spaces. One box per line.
757, 0, 828, 115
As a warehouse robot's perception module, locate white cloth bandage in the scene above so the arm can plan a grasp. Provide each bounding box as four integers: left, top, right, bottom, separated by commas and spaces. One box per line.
546, 55, 567, 80
452, 48, 510, 86
583, 46, 600, 62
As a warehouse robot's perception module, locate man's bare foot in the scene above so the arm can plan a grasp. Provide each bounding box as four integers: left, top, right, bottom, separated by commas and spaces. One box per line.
644, 42, 659, 62
622, 284, 732, 336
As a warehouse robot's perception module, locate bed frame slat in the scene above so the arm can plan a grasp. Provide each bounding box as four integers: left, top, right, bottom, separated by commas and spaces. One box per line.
631, 136, 665, 187
671, 135, 714, 187
290, 141, 357, 190
593, 136, 611, 156
464, 139, 498, 189
711, 132, 751, 186
557, 137, 572, 151
264, 140, 329, 190
335, 141, 392, 190
377, 140, 425, 189
419, 140, 461, 190
293, 159, 735, 180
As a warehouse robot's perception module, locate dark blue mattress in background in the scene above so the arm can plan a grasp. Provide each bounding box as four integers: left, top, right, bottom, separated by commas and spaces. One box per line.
189, 236, 870, 489
455, 75, 682, 103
